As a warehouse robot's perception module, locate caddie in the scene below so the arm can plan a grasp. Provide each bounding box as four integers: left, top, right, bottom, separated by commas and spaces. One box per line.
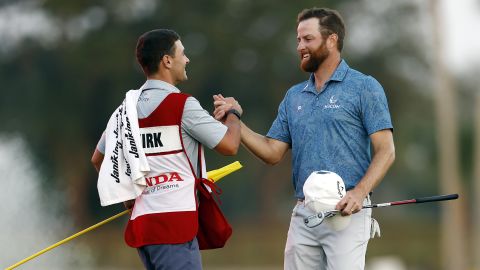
91, 29, 242, 270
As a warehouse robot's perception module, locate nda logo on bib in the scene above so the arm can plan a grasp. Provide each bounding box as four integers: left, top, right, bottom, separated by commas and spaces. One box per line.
145, 172, 184, 186
144, 172, 184, 194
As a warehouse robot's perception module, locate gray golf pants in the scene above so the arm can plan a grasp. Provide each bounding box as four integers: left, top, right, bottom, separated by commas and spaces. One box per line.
137, 238, 202, 270
284, 199, 373, 270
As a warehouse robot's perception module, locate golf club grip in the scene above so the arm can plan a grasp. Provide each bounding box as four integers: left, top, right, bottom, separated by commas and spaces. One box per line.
415, 194, 459, 204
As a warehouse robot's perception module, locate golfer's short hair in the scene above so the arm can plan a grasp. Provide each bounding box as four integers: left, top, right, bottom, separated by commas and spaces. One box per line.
136, 29, 180, 75
297, 7, 345, 52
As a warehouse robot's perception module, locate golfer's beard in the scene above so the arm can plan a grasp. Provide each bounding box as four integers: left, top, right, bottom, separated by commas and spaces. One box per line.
301, 47, 329, 73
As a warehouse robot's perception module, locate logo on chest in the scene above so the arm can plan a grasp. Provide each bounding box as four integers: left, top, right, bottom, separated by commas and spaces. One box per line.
324, 95, 341, 109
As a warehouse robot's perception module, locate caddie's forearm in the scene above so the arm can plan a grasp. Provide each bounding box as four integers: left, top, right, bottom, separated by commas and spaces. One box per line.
354, 145, 395, 197
215, 113, 241, 155
91, 149, 104, 173
240, 122, 284, 165
224, 113, 241, 146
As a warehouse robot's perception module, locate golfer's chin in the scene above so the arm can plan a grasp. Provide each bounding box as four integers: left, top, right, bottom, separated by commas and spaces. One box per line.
300, 60, 318, 73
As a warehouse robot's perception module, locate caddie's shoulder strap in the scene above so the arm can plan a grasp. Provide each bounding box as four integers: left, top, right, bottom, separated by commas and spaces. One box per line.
197, 143, 203, 179
138, 92, 190, 127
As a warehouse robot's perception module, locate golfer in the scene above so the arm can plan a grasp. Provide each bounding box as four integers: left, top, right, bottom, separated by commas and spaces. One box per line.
214, 7, 395, 269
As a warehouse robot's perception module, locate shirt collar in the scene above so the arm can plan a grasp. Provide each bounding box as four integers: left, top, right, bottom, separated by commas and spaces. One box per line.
302, 59, 349, 93
329, 59, 349, 82
140, 79, 181, 93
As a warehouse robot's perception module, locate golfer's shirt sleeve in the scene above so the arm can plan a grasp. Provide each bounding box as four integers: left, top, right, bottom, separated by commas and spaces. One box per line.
182, 97, 227, 149
267, 94, 292, 146
360, 76, 393, 135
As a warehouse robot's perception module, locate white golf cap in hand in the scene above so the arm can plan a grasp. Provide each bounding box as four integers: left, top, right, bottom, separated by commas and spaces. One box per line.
303, 170, 351, 231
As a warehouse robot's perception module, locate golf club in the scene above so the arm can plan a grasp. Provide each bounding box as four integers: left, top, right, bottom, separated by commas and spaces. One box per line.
304, 193, 459, 228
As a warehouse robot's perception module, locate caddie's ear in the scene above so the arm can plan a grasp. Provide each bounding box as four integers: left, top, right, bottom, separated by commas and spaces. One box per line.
161, 54, 173, 69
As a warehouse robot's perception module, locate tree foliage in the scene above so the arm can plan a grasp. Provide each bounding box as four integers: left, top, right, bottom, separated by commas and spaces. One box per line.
0, 0, 463, 239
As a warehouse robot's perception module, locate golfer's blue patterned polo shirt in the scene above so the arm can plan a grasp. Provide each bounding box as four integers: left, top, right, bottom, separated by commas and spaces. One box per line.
267, 60, 393, 199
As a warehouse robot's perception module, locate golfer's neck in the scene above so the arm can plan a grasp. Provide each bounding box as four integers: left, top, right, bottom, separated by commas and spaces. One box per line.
313, 54, 341, 91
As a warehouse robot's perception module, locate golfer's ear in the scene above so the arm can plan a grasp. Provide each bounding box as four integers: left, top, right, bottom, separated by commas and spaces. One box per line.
327, 34, 338, 50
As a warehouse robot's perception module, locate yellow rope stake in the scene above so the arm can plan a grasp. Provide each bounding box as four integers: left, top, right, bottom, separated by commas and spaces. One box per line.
207, 161, 242, 183
4, 161, 242, 270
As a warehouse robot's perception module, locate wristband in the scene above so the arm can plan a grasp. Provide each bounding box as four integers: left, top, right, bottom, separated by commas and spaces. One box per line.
226, 109, 242, 120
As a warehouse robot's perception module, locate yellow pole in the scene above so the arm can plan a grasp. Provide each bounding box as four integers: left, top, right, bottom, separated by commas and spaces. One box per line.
5, 210, 130, 270
4, 161, 242, 270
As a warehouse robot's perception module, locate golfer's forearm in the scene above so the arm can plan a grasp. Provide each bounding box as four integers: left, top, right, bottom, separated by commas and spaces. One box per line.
240, 122, 285, 165
355, 146, 395, 197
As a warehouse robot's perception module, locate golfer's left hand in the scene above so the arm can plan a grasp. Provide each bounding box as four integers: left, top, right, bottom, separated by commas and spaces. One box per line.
335, 189, 365, 216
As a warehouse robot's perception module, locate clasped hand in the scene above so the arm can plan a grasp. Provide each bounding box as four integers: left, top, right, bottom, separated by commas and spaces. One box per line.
212, 94, 243, 121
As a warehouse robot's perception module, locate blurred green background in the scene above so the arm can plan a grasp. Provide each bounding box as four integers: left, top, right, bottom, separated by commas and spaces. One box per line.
1, 0, 479, 269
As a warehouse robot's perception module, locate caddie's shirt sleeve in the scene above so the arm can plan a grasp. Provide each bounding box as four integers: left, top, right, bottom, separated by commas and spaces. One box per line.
361, 76, 393, 135
181, 97, 228, 149
266, 91, 292, 145
96, 131, 106, 154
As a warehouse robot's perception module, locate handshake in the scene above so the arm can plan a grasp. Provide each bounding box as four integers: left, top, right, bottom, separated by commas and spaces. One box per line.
212, 94, 243, 122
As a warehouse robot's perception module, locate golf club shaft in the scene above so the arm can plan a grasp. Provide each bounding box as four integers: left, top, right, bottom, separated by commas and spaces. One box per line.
305, 193, 459, 228
363, 193, 459, 209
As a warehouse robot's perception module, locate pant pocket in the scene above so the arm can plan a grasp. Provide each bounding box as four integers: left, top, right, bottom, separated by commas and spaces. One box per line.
370, 218, 381, 239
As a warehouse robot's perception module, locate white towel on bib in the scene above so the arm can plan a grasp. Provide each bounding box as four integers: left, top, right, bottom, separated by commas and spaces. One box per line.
97, 89, 150, 206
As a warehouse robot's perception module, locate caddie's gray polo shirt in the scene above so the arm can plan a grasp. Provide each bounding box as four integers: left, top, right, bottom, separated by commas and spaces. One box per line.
97, 80, 227, 176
